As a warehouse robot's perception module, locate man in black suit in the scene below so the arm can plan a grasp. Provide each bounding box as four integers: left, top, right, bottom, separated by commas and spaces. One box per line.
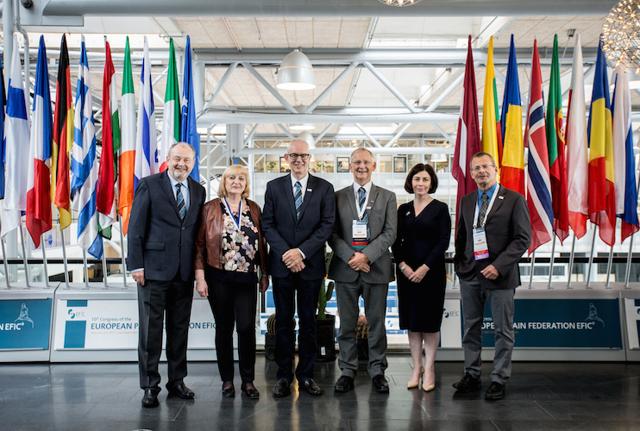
453, 152, 530, 401
262, 136, 335, 398
127, 142, 206, 408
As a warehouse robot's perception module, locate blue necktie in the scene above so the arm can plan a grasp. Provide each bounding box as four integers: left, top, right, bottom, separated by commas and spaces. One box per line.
294, 181, 303, 220
176, 183, 187, 220
358, 186, 368, 221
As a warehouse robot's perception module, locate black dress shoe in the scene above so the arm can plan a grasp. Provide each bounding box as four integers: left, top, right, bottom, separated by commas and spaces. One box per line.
452, 373, 481, 393
272, 378, 291, 398
141, 388, 160, 408
484, 382, 506, 401
241, 382, 260, 400
372, 375, 390, 394
222, 381, 236, 398
166, 381, 195, 400
300, 378, 323, 396
334, 375, 355, 393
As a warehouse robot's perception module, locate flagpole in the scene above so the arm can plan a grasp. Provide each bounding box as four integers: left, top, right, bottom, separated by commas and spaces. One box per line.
101, 250, 108, 288
82, 249, 89, 288
40, 238, 49, 288
1, 237, 11, 289
118, 218, 127, 287
59, 224, 70, 288
548, 235, 556, 289
625, 234, 635, 288
586, 225, 597, 288
528, 251, 535, 289
567, 235, 576, 289
18, 222, 30, 288
605, 244, 614, 289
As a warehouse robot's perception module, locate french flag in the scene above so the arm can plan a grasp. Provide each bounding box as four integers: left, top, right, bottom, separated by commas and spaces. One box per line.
26, 36, 53, 248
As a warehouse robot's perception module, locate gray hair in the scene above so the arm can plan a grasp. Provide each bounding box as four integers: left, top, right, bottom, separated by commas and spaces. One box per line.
350, 146, 375, 161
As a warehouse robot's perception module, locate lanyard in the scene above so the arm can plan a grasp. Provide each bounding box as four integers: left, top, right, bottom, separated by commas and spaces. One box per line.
473, 184, 500, 229
223, 198, 243, 231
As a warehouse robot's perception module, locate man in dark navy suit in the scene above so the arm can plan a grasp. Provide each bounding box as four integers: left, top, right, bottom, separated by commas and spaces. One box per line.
127, 143, 206, 408
262, 136, 335, 398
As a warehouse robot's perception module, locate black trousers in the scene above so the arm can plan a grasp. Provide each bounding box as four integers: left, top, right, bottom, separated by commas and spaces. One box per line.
137, 279, 194, 389
206, 273, 258, 383
272, 275, 322, 382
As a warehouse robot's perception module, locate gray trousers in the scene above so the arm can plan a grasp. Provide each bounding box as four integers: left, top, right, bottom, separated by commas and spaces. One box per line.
336, 280, 389, 378
460, 277, 515, 384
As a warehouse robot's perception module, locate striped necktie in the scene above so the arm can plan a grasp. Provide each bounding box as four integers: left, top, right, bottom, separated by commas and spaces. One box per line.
358, 186, 368, 221
176, 183, 187, 220
478, 191, 489, 227
294, 181, 303, 220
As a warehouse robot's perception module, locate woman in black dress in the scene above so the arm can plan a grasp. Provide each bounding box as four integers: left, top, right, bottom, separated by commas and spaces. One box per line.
392, 163, 451, 392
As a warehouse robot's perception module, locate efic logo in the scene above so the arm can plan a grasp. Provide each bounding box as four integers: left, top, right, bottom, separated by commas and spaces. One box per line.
0, 303, 35, 332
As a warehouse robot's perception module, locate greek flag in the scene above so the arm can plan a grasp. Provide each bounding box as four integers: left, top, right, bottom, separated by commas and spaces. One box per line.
70, 39, 102, 259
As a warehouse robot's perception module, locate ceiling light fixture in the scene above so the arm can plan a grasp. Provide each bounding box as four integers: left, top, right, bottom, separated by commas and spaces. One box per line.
276, 49, 315, 91
603, 0, 640, 72
377, 0, 423, 7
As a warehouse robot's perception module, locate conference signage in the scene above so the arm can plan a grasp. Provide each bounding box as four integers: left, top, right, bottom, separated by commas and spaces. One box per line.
53, 298, 216, 350
480, 298, 623, 349
624, 298, 640, 350
0, 299, 52, 350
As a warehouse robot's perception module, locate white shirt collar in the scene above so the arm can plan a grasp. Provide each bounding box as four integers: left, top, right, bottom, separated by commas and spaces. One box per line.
352, 181, 373, 197
167, 171, 189, 190
290, 173, 309, 190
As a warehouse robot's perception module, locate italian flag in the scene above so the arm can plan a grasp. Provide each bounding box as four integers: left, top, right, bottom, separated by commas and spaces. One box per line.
160, 38, 181, 172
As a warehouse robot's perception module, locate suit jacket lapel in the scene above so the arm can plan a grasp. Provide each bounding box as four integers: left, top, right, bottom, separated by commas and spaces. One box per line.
184, 177, 200, 223
345, 186, 358, 220
366, 185, 379, 216
161, 172, 181, 219
485, 185, 506, 223
283, 175, 298, 224
296, 175, 316, 222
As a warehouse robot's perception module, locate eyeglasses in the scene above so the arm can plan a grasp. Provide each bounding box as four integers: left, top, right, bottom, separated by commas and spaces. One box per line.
287, 153, 311, 160
470, 164, 496, 172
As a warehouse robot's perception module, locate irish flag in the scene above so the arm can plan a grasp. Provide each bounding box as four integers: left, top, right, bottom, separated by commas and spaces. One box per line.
481, 36, 502, 170
118, 37, 136, 235
159, 38, 181, 172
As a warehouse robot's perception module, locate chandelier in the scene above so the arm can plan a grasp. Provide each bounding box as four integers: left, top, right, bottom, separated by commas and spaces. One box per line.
378, 0, 423, 7
602, 0, 640, 72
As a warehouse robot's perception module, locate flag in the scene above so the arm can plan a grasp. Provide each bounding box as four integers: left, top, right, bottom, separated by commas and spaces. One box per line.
566, 34, 589, 239
118, 36, 136, 236
525, 40, 553, 253
25, 36, 53, 247
2, 35, 30, 238
612, 66, 639, 242
481, 36, 503, 170
71, 40, 103, 259
96, 40, 119, 239
500, 35, 525, 195
159, 38, 181, 172
52, 34, 73, 230
181, 35, 200, 181
134, 37, 157, 188
452, 36, 481, 226
587, 39, 615, 247
0, 57, 6, 199
546, 34, 569, 243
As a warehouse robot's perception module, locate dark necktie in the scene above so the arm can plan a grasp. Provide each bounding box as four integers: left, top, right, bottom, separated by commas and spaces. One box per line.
176, 183, 187, 220
294, 181, 303, 220
478, 191, 489, 227
358, 186, 368, 221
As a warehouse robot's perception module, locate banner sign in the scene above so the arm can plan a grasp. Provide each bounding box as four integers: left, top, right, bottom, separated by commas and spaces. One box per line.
0, 299, 52, 350
53, 298, 216, 350
624, 298, 640, 350
481, 298, 622, 349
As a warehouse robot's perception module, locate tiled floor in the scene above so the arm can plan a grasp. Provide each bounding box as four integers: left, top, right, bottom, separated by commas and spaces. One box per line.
1, 357, 639, 430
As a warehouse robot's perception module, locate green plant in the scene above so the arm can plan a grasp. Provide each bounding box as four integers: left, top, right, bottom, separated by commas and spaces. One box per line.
317, 280, 334, 320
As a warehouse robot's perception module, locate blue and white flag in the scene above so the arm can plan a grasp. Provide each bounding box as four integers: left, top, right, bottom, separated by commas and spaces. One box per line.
180, 35, 200, 181
1, 35, 30, 238
70, 39, 102, 259
134, 37, 157, 189
0, 54, 6, 200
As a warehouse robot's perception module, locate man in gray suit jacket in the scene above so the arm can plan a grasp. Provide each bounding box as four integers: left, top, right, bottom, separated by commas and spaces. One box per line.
453, 152, 530, 401
329, 147, 397, 394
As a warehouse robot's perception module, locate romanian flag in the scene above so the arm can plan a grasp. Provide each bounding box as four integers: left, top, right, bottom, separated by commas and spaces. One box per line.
481, 36, 503, 170
52, 34, 73, 230
159, 38, 181, 172
96, 40, 119, 239
452, 36, 481, 227
118, 37, 136, 235
587, 39, 615, 247
566, 34, 588, 239
612, 67, 639, 242
546, 34, 569, 243
26, 36, 53, 247
500, 35, 524, 195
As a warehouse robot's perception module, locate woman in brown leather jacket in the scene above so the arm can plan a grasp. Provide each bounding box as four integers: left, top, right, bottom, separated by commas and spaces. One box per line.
194, 165, 269, 400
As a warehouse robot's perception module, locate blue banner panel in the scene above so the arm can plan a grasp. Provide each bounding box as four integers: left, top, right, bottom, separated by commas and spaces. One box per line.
480, 298, 622, 349
0, 299, 52, 350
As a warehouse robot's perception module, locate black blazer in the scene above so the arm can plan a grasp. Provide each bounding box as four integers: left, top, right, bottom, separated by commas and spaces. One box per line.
454, 185, 530, 290
126, 171, 206, 282
262, 174, 335, 280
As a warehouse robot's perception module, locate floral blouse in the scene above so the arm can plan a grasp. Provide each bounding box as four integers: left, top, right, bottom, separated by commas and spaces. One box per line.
220, 200, 259, 273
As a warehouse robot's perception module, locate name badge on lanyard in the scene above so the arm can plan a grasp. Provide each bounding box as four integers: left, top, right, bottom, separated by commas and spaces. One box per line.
223, 198, 244, 243
352, 193, 371, 250
472, 185, 499, 261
